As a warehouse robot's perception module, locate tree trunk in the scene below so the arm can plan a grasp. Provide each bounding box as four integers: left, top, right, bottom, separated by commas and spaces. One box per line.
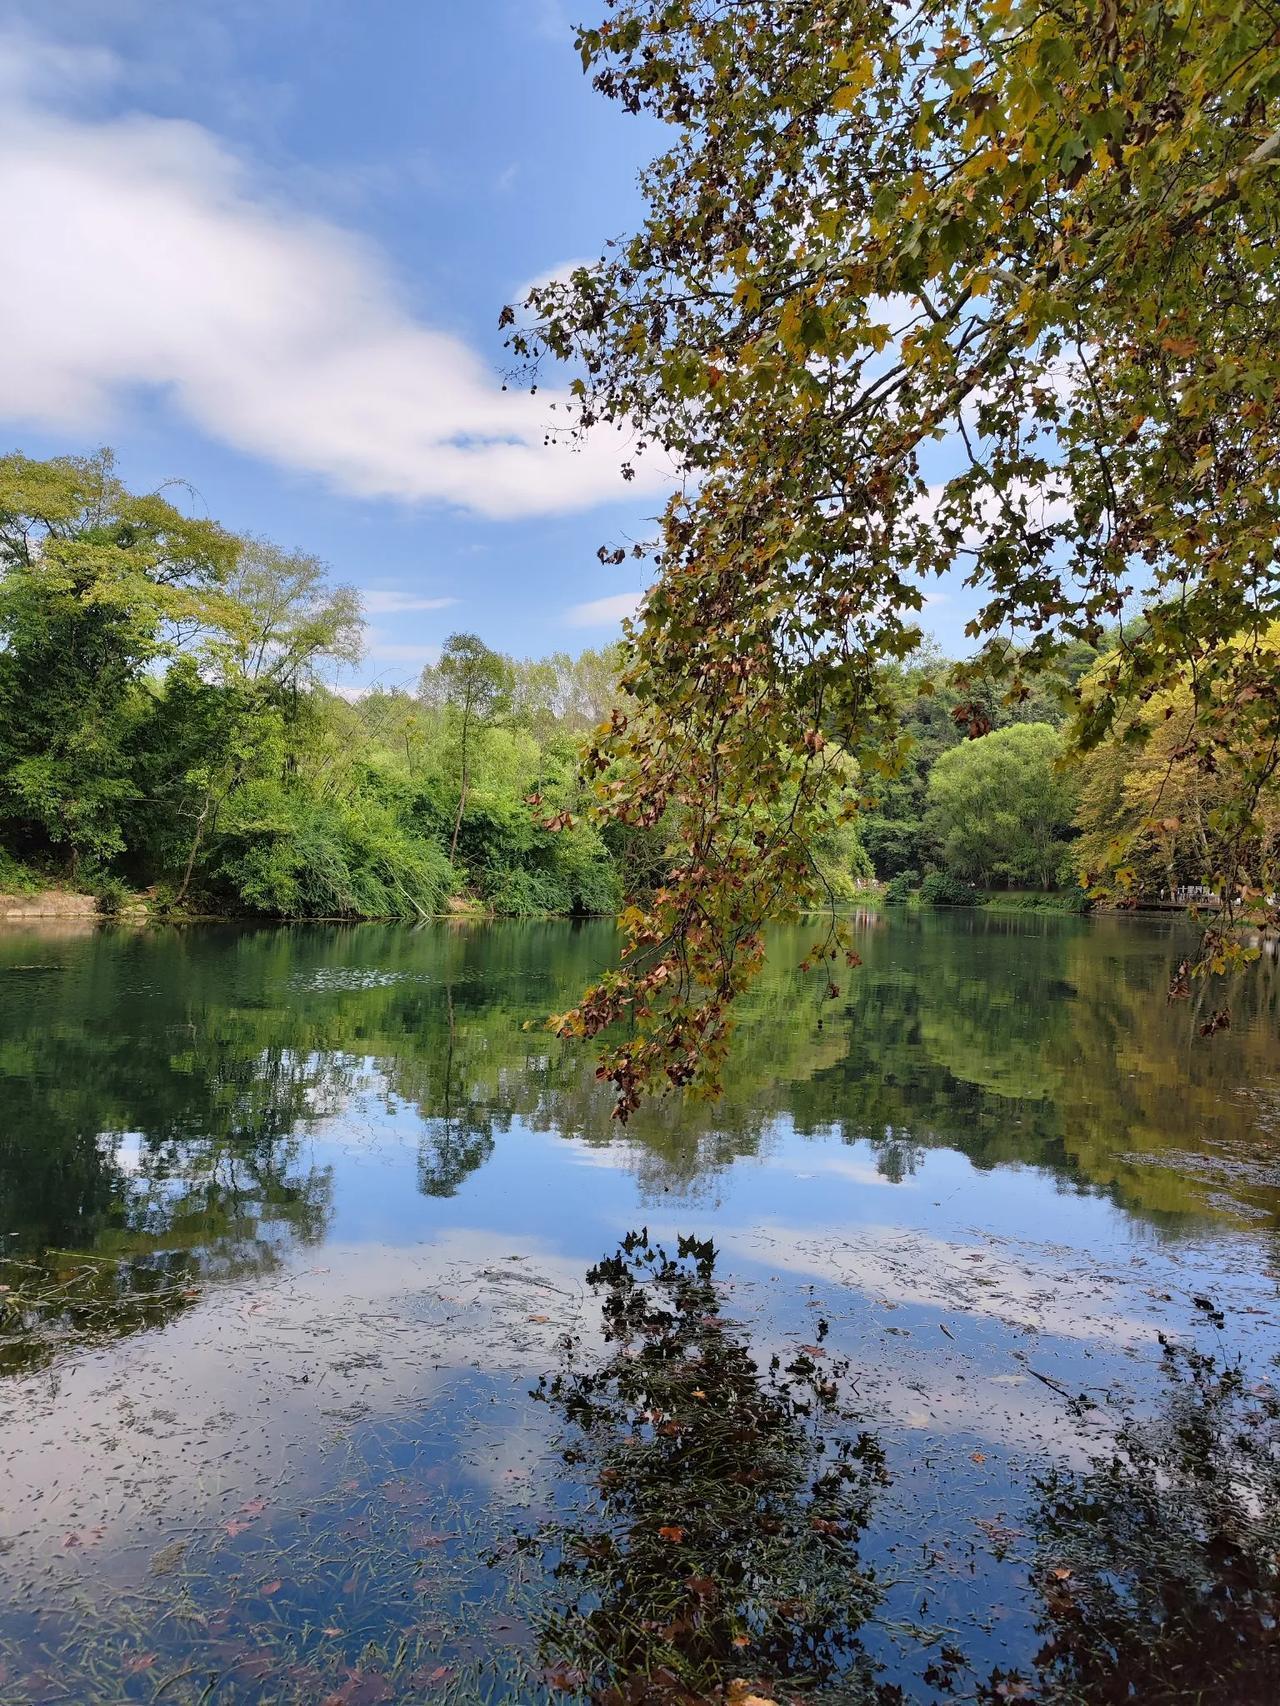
175, 790, 216, 909
449, 703, 472, 863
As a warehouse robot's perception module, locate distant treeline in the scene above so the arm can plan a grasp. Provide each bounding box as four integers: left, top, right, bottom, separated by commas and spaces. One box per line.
2, 451, 1269, 919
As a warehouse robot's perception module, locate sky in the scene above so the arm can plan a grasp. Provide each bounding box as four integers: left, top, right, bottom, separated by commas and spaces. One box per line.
0, 0, 966, 689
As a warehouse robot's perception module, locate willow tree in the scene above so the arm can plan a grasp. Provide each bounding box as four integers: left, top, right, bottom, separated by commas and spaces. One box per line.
509, 0, 1280, 1115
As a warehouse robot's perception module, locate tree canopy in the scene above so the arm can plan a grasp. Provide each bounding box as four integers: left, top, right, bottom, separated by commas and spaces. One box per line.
927, 721, 1076, 889
513, 0, 1280, 1115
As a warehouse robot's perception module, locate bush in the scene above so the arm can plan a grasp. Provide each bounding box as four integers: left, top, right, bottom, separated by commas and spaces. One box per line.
882, 869, 918, 905
981, 887, 1093, 914
0, 849, 41, 895
920, 869, 976, 906
212, 784, 455, 919
487, 866, 563, 915
93, 875, 130, 916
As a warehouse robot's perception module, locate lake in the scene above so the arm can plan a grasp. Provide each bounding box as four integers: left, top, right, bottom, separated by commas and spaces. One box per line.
1, 912, 1277, 1703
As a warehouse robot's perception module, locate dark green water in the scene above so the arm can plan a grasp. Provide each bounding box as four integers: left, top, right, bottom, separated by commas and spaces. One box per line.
0, 912, 1277, 1702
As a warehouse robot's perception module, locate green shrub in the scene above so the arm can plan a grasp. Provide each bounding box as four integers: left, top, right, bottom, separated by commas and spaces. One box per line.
883, 869, 918, 905
213, 784, 455, 919
0, 849, 41, 895
93, 875, 130, 916
920, 869, 976, 906
487, 866, 563, 915
981, 887, 1092, 914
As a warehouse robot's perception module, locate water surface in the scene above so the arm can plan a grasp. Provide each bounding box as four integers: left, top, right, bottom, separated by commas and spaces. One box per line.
1, 913, 1277, 1701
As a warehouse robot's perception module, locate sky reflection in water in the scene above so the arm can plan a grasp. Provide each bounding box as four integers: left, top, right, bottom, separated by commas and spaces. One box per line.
0, 913, 1277, 1701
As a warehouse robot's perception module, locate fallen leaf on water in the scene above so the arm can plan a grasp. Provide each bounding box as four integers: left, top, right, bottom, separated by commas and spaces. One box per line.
261, 1579, 283, 1596
798, 1345, 825, 1357
657, 1525, 686, 1543
61, 1527, 105, 1550
527, 1314, 551, 1324
223, 1518, 253, 1539
1051, 1566, 1073, 1581
240, 1496, 268, 1517
544, 1661, 587, 1691
727, 1684, 778, 1706
323, 1626, 343, 1637
123, 1654, 156, 1674
971, 1451, 986, 1465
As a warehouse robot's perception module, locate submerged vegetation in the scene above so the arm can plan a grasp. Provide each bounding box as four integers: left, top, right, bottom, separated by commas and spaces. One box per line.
525, 1232, 887, 1703
1, 919, 1278, 1701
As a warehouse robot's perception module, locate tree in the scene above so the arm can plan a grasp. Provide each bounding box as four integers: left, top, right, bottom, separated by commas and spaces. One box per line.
163, 543, 362, 907
513, 0, 1280, 1115
0, 450, 235, 872
419, 633, 513, 861
200, 539, 361, 695
1074, 638, 1280, 904
926, 723, 1075, 889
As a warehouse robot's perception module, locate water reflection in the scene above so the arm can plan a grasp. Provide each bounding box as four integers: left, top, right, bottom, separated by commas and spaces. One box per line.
2, 913, 1278, 1375
524, 1232, 888, 1703
987, 1341, 1280, 1705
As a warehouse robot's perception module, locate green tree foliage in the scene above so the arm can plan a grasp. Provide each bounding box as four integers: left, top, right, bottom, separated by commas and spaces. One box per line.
927, 723, 1077, 889
419, 633, 514, 860
0, 449, 236, 871
1074, 632, 1280, 907
514, 0, 1280, 1114
0, 453, 717, 920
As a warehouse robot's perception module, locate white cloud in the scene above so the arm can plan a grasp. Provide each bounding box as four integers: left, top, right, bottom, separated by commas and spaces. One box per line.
362, 631, 443, 670
0, 33, 675, 520
511, 254, 596, 306
359, 589, 458, 616
563, 590, 643, 628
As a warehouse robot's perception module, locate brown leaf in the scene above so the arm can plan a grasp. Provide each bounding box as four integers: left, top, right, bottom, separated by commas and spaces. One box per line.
544, 1661, 588, 1691
657, 1524, 686, 1543
261, 1579, 283, 1596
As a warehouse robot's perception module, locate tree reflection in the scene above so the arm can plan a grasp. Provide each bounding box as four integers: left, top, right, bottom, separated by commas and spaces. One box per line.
0, 1134, 331, 1373
2, 909, 1277, 1358
983, 1339, 1280, 1704
524, 1232, 894, 1704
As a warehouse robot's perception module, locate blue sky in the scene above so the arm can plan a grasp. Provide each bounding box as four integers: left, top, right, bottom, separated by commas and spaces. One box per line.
0, 1, 966, 687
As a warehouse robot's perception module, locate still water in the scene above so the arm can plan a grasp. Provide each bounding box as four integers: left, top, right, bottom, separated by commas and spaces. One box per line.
0, 912, 1277, 1702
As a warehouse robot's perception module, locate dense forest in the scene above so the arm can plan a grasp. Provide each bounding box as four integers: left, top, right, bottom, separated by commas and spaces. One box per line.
1, 448, 1272, 920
